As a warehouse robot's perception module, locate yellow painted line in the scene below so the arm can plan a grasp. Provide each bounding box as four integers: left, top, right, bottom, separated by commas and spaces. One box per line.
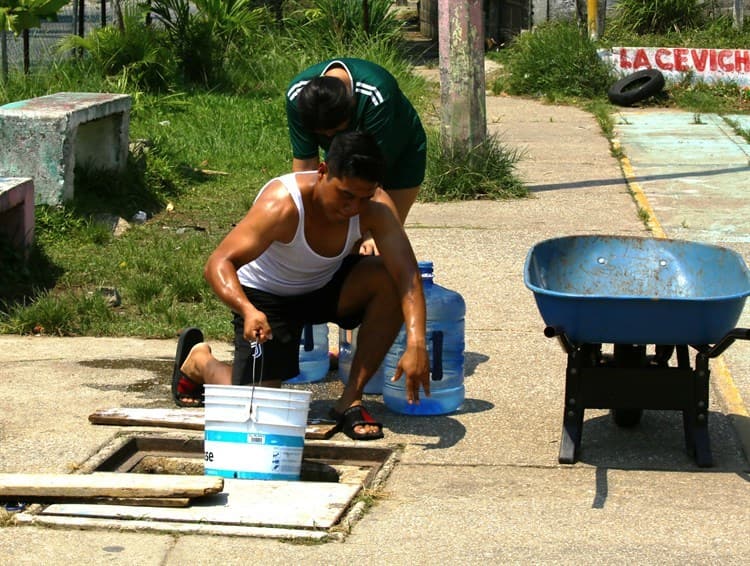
614, 135, 750, 460
713, 357, 750, 418
614, 140, 666, 239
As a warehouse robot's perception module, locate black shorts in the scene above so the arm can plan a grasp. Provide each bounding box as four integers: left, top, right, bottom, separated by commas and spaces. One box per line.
231, 255, 365, 385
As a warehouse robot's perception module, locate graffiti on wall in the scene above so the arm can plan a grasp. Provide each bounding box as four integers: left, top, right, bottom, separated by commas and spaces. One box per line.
599, 47, 750, 87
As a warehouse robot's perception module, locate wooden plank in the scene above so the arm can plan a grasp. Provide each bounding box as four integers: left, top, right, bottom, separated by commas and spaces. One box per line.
0, 473, 223, 499
305, 419, 338, 440
2, 495, 192, 508
88, 408, 204, 430
88, 407, 338, 439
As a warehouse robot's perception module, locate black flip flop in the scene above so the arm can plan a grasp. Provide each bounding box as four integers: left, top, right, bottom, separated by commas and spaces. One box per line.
329, 405, 384, 441
171, 327, 204, 408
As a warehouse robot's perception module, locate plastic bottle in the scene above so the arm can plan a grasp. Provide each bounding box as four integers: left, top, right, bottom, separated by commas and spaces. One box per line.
337, 327, 385, 394
382, 261, 466, 415
287, 323, 329, 384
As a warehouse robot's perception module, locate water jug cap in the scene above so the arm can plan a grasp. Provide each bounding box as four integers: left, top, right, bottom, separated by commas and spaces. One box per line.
418, 260, 433, 274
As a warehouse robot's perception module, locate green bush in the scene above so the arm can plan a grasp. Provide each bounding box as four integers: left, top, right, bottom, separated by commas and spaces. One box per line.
607, 0, 708, 36
282, 0, 404, 57
59, 3, 175, 91
502, 20, 614, 100
423, 131, 527, 201
602, 14, 750, 49
149, 0, 274, 87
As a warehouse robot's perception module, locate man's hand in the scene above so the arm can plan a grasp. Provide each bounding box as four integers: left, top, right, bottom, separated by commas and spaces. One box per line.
242, 308, 273, 344
390, 344, 430, 403
359, 237, 379, 256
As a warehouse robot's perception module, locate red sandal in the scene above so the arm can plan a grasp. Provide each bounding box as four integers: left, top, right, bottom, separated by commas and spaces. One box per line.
171, 327, 205, 407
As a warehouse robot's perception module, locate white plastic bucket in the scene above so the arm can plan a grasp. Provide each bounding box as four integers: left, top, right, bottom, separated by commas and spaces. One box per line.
203, 384, 312, 481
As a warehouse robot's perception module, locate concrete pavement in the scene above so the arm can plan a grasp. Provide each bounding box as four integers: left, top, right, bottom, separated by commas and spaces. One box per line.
1, 95, 750, 564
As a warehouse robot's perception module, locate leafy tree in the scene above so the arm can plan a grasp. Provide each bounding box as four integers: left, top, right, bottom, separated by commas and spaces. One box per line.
0, 0, 69, 73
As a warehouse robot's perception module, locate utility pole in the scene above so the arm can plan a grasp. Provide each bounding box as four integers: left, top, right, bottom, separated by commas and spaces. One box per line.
438, 0, 486, 155
587, 0, 598, 39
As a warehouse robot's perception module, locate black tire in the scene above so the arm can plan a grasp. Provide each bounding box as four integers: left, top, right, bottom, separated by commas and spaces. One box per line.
607, 69, 665, 107
611, 408, 643, 428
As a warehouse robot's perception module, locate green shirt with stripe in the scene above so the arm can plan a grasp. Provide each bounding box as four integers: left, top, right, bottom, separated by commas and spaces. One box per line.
286, 58, 426, 189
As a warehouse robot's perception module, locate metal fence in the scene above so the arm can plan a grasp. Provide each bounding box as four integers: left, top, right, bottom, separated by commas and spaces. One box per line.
0, 0, 113, 73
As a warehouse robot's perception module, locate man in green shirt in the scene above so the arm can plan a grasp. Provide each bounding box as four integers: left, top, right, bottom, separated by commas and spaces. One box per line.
286, 58, 427, 255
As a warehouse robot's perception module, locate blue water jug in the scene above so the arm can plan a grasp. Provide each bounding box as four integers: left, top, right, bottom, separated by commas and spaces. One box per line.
287, 323, 329, 384
337, 327, 385, 394
382, 261, 466, 415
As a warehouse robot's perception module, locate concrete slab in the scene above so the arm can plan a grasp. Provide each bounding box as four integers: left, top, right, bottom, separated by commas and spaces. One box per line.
38, 478, 360, 531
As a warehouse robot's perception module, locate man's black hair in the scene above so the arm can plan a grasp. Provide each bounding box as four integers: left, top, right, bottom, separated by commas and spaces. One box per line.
297, 76, 355, 131
325, 132, 386, 186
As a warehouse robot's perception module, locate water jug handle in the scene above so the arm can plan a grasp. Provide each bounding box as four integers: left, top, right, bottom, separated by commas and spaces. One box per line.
431, 330, 443, 381
303, 324, 314, 351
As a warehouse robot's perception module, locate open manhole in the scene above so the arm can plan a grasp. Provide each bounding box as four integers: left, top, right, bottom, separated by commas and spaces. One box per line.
17, 432, 396, 540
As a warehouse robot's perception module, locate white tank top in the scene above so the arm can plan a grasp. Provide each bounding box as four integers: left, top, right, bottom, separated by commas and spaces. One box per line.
236, 173, 361, 296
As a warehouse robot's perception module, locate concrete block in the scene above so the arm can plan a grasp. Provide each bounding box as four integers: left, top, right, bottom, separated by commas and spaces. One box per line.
0, 92, 132, 206
0, 177, 34, 255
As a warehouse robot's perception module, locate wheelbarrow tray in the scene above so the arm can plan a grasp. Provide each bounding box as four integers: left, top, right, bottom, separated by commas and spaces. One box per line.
524, 235, 750, 345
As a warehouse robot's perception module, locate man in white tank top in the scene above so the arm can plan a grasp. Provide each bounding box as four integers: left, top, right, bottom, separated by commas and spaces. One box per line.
171, 132, 429, 440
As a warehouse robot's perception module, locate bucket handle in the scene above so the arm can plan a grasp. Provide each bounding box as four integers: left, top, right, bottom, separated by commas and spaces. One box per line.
248, 340, 264, 416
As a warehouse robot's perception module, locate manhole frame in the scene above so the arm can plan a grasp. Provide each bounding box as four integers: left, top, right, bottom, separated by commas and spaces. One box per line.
15, 430, 399, 540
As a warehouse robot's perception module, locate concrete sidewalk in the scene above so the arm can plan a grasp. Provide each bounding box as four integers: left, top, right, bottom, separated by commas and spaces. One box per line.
2, 96, 750, 564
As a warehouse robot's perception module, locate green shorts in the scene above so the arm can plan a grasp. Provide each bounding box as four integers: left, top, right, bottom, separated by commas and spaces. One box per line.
384, 127, 427, 190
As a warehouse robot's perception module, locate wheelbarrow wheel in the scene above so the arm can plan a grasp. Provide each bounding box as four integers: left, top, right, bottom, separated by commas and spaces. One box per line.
611, 408, 643, 428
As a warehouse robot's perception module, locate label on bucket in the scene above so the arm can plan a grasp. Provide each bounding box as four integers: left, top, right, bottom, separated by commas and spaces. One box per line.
204, 430, 304, 480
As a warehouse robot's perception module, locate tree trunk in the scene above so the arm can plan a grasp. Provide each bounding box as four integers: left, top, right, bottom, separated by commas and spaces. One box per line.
438, 0, 487, 155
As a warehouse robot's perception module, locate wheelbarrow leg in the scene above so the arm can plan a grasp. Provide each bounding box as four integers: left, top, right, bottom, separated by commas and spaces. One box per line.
684, 350, 712, 467
559, 348, 588, 464
559, 406, 583, 464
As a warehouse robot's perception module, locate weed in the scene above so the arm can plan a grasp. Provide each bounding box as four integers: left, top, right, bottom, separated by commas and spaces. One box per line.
0, 509, 18, 526
668, 80, 750, 113
423, 132, 527, 201
724, 117, 750, 144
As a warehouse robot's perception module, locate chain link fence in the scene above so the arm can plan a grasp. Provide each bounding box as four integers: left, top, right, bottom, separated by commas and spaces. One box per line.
1, 0, 114, 73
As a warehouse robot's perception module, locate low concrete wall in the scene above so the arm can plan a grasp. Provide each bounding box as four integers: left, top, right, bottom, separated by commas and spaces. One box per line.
0, 177, 34, 255
0, 92, 131, 206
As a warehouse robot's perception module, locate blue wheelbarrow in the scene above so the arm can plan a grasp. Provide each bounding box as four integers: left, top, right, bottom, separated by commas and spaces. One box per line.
524, 235, 750, 466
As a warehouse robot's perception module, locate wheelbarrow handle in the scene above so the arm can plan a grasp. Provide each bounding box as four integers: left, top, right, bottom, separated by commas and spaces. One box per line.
705, 328, 750, 359
544, 326, 575, 354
